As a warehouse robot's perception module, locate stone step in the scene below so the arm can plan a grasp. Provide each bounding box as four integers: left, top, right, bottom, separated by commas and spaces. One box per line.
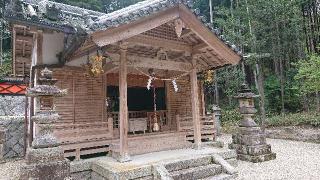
170, 164, 222, 180
134, 175, 153, 180
201, 173, 237, 180
165, 155, 213, 172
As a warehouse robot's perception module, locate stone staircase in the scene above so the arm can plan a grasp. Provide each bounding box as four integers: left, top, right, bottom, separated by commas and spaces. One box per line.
162, 155, 237, 180
88, 148, 238, 180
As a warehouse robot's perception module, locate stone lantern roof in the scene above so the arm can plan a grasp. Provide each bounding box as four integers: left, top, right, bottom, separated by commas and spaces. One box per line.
234, 83, 259, 99
26, 68, 67, 97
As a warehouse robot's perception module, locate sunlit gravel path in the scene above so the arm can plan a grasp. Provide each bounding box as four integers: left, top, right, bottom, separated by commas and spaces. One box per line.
1, 135, 320, 180
218, 134, 320, 180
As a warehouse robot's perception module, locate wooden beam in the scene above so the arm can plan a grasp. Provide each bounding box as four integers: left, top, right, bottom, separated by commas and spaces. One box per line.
126, 34, 192, 52
16, 56, 30, 63
37, 31, 43, 65
179, 5, 241, 65
190, 56, 201, 149
12, 27, 16, 76
92, 7, 180, 46
108, 53, 192, 72
118, 43, 130, 162
193, 43, 208, 52
103, 61, 118, 74
16, 35, 33, 42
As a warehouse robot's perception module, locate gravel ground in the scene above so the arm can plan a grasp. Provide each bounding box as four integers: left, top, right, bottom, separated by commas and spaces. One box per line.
1, 136, 320, 180
218, 134, 320, 180
0, 159, 24, 180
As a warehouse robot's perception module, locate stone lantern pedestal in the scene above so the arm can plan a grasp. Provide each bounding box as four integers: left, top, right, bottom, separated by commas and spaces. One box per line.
20, 68, 70, 180
229, 83, 276, 163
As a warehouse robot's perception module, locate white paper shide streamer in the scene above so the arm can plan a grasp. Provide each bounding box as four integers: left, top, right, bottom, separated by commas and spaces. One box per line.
172, 79, 178, 92
147, 77, 153, 90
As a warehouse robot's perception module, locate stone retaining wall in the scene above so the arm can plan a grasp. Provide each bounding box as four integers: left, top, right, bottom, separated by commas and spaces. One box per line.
0, 116, 25, 159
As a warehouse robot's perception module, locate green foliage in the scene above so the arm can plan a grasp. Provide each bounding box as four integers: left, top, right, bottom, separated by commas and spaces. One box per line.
0, 52, 12, 76
220, 109, 242, 133
220, 109, 242, 126
295, 54, 320, 93
264, 72, 301, 113
267, 112, 320, 127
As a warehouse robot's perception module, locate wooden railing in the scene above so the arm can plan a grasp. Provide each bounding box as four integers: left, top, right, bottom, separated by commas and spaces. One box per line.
108, 110, 169, 132
176, 114, 215, 141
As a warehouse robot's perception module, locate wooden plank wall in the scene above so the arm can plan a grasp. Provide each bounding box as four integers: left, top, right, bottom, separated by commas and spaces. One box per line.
166, 80, 205, 130
51, 70, 204, 126
53, 68, 105, 124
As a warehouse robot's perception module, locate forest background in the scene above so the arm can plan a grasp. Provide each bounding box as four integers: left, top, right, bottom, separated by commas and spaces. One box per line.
1, 0, 320, 128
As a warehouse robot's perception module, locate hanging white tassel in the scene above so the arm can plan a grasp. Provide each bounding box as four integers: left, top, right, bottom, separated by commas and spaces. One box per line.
172, 79, 178, 92
147, 77, 153, 90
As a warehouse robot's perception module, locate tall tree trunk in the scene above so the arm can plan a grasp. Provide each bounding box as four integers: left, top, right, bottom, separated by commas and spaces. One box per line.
279, 58, 285, 115
316, 92, 320, 112
254, 62, 267, 131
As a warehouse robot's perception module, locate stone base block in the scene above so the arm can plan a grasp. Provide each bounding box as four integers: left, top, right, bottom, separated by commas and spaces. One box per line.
237, 153, 276, 163
26, 147, 64, 164
230, 130, 276, 163
232, 133, 266, 146
19, 159, 70, 180
238, 127, 262, 135
229, 143, 272, 156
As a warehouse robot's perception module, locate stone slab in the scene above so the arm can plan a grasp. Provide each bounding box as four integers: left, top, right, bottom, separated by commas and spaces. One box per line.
91, 147, 237, 180
232, 133, 266, 146
26, 147, 64, 164
229, 144, 272, 156
19, 160, 70, 180
237, 153, 276, 163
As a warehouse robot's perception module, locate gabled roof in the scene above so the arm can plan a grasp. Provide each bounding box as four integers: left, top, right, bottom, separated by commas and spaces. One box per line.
5, 0, 242, 67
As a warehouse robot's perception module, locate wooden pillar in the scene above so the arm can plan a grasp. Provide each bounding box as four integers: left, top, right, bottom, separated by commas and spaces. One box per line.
118, 43, 130, 162
200, 81, 206, 116
190, 56, 201, 149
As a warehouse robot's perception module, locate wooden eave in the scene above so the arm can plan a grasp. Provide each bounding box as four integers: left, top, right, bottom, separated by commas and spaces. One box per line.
87, 5, 241, 67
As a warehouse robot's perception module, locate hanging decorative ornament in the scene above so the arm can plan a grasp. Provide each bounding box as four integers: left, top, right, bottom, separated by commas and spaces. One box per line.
146, 68, 160, 132
204, 70, 214, 83
82, 50, 106, 77
172, 79, 178, 92
152, 83, 160, 132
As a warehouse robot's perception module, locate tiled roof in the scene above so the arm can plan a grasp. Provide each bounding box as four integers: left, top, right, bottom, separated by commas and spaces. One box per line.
91, 0, 193, 30
5, 0, 106, 33
5, 0, 242, 55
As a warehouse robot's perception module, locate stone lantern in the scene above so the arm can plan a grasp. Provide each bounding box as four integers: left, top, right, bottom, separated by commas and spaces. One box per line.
229, 83, 276, 163
20, 68, 70, 179
212, 105, 222, 136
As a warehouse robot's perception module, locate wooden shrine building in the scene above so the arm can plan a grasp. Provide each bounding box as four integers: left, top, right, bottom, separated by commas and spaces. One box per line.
5, 0, 242, 161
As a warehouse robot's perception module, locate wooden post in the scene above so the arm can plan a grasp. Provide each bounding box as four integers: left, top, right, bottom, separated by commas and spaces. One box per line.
190, 56, 202, 149
176, 114, 181, 132
200, 81, 206, 116
118, 42, 130, 162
